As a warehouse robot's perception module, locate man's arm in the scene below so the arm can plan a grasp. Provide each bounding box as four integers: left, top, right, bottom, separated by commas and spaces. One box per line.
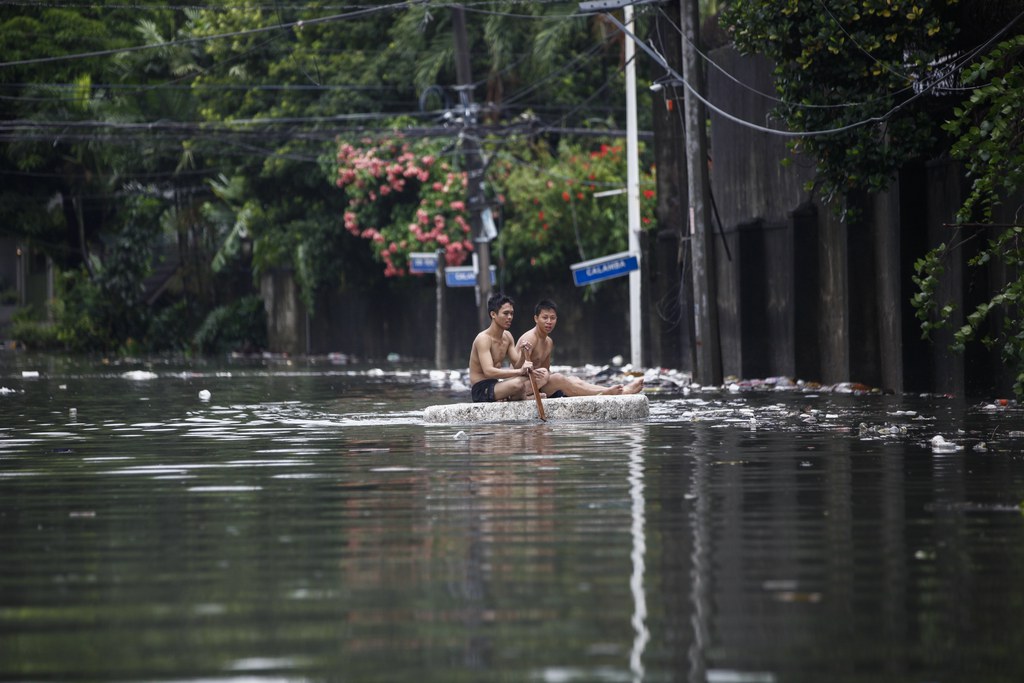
512, 330, 535, 369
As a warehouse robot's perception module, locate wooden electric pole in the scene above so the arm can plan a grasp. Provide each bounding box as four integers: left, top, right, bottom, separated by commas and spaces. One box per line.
451, 4, 492, 330
680, 0, 721, 385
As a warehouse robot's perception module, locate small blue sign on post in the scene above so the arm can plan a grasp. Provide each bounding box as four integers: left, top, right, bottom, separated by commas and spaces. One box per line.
570, 251, 639, 286
409, 252, 438, 275
445, 265, 497, 288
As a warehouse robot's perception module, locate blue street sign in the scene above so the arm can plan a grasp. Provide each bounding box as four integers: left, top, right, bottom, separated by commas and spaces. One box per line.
570, 251, 639, 286
409, 252, 438, 274
445, 265, 497, 288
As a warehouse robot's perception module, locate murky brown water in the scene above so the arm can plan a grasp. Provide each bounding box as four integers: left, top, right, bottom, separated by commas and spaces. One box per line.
3, 355, 1024, 682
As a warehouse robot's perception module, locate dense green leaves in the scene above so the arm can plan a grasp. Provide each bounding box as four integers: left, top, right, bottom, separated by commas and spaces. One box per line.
943, 34, 1024, 223
723, 0, 960, 209
497, 138, 657, 283
912, 34, 1024, 396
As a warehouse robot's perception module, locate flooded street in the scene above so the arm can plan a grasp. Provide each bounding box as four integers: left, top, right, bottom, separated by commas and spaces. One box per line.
3, 355, 1024, 682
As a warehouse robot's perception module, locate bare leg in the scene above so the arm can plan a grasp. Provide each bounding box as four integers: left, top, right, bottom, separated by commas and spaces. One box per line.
525, 371, 548, 399
494, 377, 532, 401
544, 372, 644, 397
545, 372, 617, 397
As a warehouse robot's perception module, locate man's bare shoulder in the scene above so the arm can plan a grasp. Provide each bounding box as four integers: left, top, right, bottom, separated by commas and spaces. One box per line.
517, 327, 539, 344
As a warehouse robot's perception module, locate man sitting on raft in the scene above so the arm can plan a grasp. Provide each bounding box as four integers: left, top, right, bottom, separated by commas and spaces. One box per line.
469, 292, 548, 403
516, 299, 644, 397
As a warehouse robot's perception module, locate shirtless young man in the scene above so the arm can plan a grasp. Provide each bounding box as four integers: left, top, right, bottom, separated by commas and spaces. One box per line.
469, 293, 549, 402
515, 299, 644, 397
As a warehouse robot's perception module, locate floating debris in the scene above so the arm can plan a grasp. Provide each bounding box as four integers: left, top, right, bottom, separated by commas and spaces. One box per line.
122, 370, 158, 381
930, 434, 963, 453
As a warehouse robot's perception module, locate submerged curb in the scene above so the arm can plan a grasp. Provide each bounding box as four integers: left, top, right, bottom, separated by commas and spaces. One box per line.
423, 393, 649, 424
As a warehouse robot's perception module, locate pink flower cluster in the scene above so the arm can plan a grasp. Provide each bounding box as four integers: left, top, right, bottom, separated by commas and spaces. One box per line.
336, 139, 477, 277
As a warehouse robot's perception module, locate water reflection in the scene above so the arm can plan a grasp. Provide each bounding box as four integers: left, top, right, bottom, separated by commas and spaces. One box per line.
3, 359, 1024, 682
627, 428, 649, 683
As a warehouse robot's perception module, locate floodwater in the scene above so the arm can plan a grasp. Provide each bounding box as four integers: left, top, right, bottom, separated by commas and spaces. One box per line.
3, 356, 1024, 683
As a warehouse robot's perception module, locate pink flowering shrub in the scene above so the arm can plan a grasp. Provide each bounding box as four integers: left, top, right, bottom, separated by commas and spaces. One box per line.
336, 137, 475, 277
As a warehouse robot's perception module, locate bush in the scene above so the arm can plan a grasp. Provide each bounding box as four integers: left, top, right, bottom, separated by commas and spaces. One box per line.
9, 306, 61, 350
192, 295, 267, 355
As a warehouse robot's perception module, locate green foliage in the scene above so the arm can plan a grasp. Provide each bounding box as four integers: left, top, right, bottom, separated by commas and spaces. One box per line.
192, 295, 267, 355
147, 300, 195, 353
942, 34, 1024, 223
49, 268, 110, 352
19, 196, 165, 353
912, 35, 1024, 397
9, 306, 61, 351
333, 134, 657, 285
204, 174, 261, 274
1, 0, 651, 354
723, 0, 960, 210
497, 138, 657, 283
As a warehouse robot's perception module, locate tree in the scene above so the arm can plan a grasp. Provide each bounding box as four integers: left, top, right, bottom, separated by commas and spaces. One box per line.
2, 0, 649, 351
912, 34, 1024, 396
722, 0, 961, 210
334, 134, 476, 277
333, 131, 657, 285
496, 137, 657, 283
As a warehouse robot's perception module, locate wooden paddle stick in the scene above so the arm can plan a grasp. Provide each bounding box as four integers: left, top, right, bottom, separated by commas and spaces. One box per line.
527, 369, 546, 421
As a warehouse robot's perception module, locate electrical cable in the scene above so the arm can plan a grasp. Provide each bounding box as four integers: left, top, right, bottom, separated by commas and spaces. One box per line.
652, 4, 918, 111
601, 10, 985, 138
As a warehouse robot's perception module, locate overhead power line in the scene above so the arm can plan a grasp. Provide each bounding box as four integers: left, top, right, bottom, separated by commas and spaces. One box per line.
651, 4, 917, 111
600, 9, 1024, 138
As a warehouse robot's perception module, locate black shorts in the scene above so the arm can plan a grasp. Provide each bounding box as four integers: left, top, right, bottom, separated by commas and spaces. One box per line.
471, 378, 499, 403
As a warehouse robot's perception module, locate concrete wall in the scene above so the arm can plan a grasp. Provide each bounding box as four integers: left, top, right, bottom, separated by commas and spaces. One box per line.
286, 271, 633, 370
703, 47, 1016, 396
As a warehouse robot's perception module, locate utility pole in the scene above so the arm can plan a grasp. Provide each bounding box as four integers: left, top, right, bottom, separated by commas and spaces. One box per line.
434, 248, 446, 369
624, 3, 644, 370
451, 4, 492, 330
680, 0, 721, 385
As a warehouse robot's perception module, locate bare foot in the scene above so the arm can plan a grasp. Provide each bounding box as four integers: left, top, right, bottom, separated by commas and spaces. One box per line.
622, 378, 644, 394
599, 385, 624, 396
